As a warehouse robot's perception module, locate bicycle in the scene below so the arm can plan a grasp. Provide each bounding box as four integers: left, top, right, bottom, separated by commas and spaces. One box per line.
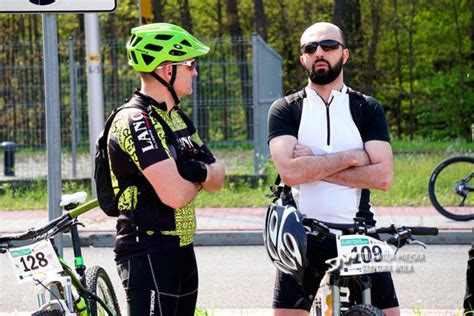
302, 216, 439, 316
428, 156, 473, 221
0, 191, 121, 316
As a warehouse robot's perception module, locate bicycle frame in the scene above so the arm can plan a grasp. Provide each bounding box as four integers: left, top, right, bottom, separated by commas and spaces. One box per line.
1, 198, 117, 316
315, 248, 380, 315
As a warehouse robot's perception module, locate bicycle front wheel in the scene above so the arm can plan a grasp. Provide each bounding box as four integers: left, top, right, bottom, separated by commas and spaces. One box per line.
345, 304, 385, 316
428, 156, 474, 221
85, 266, 121, 316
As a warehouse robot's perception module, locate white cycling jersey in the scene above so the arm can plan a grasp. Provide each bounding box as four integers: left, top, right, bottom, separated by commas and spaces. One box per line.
268, 85, 390, 226
293, 85, 364, 224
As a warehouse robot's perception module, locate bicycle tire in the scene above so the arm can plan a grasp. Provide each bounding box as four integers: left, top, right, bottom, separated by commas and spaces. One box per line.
85, 266, 121, 316
344, 304, 385, 316
428, 156, 474, 221
31, 310, 64, 316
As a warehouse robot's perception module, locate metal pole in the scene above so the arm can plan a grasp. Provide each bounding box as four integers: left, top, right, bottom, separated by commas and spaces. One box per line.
68, 38, 77, 179
42, 14, 63, 254
252, 34, 259, 175
85, 13, 105, 197
137, 0, 142, 25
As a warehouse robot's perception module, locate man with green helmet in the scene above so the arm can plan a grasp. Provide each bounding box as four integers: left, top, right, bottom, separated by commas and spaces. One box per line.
110, 23, 225, 315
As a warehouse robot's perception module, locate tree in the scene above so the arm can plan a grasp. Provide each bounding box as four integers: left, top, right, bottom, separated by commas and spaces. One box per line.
451, 0, 471, 141
391, 0, 404, 138
152, 0, 167, 22
406, 0, 416, 139
177, 0, 193, 32
333, 0, 363, 86
225, 0, 253, 140
253, 0, 267, 40
364, 0, 381, 96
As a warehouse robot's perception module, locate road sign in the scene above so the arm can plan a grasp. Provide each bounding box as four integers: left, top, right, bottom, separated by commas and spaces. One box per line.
0, 0, 117, 13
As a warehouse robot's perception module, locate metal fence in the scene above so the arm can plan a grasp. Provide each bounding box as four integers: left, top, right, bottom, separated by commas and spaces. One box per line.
0, 34, 282, 179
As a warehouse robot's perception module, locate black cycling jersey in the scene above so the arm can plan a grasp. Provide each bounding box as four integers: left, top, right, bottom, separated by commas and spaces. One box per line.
108, 91, 204, 263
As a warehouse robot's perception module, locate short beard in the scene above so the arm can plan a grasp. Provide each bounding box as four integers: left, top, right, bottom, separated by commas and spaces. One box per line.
306, 56, 343, 85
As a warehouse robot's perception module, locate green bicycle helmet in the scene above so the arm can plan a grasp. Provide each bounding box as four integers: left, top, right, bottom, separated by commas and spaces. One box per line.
127, 23, 210, 73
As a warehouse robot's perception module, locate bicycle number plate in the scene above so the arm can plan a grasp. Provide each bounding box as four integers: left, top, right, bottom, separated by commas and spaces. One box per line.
336, 235, 395, 276
7, 240, 63, 284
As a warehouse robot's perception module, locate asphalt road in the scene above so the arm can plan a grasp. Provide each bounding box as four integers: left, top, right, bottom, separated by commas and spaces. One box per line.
0, 245, 470, 314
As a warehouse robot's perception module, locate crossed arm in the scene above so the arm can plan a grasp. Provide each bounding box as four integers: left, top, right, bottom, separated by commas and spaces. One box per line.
269, 135, 393, 191
143, 159, 225, 209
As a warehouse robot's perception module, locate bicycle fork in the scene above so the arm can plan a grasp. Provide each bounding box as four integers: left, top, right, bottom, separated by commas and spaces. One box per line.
330, 274, 372, 315
35, 274, 76, 315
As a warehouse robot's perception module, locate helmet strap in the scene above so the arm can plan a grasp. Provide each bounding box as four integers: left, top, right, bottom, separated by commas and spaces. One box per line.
150, 64, 180, 106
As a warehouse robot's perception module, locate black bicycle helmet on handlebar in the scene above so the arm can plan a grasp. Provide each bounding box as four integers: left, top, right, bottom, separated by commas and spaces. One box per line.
263, 203, 308, 285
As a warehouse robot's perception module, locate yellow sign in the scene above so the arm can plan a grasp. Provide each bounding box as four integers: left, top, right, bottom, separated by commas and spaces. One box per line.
141, 0, 152, 24
87, 53, 101, 64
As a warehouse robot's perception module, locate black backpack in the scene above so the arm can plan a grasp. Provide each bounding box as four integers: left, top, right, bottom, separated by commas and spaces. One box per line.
94, 102, 178, 217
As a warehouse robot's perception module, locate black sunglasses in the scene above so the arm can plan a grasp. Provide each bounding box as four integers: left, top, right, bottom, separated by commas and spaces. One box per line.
301, 40, 344, 54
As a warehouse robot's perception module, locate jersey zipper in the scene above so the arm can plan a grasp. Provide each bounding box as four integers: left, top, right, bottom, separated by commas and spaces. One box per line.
317, 94, 334, 146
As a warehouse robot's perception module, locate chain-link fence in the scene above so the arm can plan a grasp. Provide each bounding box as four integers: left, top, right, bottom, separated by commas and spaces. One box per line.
0, 34, 281, 179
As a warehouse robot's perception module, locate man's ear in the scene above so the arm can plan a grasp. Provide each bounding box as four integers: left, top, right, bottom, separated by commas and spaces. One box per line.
155, 64, 172, 81
299, 55, 305, 66
342, 48, 350, 65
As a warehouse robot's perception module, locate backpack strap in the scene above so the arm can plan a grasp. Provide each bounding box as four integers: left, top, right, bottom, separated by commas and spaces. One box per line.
102, 100, 179, 202
175, 107, 197, 135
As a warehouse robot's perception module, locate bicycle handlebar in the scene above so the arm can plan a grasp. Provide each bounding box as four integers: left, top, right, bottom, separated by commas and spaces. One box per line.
302, 217, 439, 240
0, 198, 99, 246
404, 226, 439, 236
0, 214, 69, 244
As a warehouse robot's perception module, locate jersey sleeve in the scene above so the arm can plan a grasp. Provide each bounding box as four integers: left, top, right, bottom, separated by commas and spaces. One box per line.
267, 97, 300, 143
361, 97, 390, 143
112, 108, 172, 171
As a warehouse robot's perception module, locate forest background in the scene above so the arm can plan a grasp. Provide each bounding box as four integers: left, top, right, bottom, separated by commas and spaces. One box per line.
0, 0, 472, 142
0, 0, 472, 209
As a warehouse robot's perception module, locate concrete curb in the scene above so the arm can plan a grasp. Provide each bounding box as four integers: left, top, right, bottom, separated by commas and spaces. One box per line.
61, 229, 473, 247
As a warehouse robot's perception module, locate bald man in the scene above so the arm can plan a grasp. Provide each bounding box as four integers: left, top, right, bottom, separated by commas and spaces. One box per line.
267, 22, 399, 315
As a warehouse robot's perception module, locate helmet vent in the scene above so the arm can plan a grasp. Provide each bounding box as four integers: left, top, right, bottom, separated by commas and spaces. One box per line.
144, 44, 163, 52
128, 34, 136, 46
155, 34, 173, 41
132, 36, 143, 47
180, 39, 191, 47
169, 50, 186, 56
130, 51, 138, 65
142, 54, 154, 66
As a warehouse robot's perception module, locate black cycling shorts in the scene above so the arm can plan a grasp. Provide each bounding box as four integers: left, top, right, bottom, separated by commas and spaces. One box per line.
117, 244, 198, 316
273, 235, 399, 311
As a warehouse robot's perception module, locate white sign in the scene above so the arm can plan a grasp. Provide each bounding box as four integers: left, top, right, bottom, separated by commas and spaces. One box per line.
336, 235, 395, 276
0, 0, 117, 13
7, 240, 63, 284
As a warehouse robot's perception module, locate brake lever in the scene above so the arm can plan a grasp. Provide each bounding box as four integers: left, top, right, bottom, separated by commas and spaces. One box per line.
73, 221, 85, 229
406, 238, 427, 249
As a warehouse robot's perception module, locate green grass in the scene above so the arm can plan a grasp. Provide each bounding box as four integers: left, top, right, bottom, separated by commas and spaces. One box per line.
0, 138, 472, 210
0, 181, 91, 210
391, 136, 474, 153
195, 153, 466, 208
